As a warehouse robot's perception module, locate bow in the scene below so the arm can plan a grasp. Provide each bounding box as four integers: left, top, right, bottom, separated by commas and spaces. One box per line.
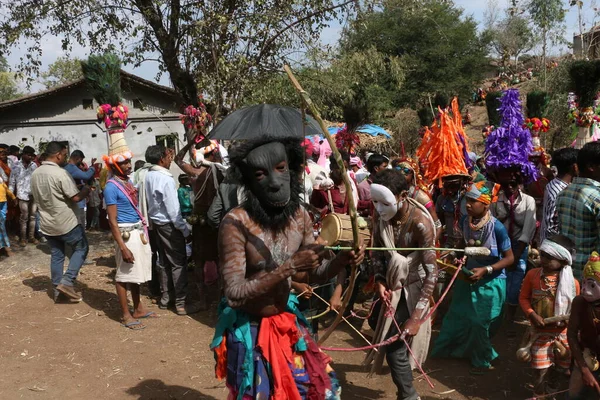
284, 65, 360, 344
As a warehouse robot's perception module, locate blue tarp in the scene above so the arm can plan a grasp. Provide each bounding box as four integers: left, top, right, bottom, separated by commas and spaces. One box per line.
323, 124, 391, 139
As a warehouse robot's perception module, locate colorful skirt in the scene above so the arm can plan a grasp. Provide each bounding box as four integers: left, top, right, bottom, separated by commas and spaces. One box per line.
530, 330, 570, 370
431, 277, 506, 368
212, 297, 341, 400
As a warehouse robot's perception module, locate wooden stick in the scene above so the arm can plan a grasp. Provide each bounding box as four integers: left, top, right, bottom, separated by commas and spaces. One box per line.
310, 291, 377, 352
283, 64, 360, 345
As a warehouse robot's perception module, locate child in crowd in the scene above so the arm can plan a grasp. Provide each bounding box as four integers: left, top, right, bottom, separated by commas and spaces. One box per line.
519, 235, 579, 398
568, 252, 600, 399
177, 174, 193, 218
88, 180, 102, 230
432, 180, 514, 374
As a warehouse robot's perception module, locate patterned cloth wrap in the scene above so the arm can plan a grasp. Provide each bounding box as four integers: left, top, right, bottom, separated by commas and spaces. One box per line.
211, 294, 341, 400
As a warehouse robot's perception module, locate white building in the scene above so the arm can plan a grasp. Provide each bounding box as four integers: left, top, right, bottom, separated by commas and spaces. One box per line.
0, 71, 187, 174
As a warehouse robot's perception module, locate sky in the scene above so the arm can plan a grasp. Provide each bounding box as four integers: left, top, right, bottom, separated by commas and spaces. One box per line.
5, 0, 594, 94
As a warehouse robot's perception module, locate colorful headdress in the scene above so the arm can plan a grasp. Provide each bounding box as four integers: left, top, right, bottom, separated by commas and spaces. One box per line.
524, 91, 550, 161
81, 54, 133, 165
485, 89, 538, 184
465, 180, 499, 205
301, 138, 314, 158
180, 101, 212, 135
200, 140, 219, 155
416, 97, 470, 186
584, 252, 600, 282
396, 156, 428, 193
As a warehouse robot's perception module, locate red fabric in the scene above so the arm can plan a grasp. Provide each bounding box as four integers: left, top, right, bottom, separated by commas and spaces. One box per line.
301, 329, 332, 400
310, 187, 348, 214
257, 313, 302, 400
214, 335, 227, 380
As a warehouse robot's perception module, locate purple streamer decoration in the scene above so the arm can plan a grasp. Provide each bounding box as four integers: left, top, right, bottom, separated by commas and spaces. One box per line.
485, 89, 538, 184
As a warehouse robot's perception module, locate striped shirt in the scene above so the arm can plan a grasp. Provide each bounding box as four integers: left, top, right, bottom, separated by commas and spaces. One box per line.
557, 177, 600, 278
539, 177, 568, 244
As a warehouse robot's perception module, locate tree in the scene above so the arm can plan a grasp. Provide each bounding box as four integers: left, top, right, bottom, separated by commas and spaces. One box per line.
244, 47, 405, 123
528, 0, 567, 89
0, 56, 21, 102
485, 14, 536, 68
40, 57, 83, 89
340, 0, 488, 108
0, 0, 354, 120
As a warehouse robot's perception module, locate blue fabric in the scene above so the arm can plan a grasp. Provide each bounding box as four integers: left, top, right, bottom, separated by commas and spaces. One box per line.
104, 181, 140, 224
64, 164, 95, 209
45, 224, 89, 286
0, 201, 8, 248
211, 294, 311, 400
506, 252, 527, 306
324, 124, 391, 138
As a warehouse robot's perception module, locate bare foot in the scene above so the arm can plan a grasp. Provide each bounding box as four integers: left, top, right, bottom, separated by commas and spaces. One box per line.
132, 307, 159, 319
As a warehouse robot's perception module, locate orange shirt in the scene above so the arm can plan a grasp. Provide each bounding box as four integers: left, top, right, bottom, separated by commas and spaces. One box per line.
519, 267, 580, 332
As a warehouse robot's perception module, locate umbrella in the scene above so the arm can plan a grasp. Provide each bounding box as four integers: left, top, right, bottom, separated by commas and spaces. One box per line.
208, 104, 322, 140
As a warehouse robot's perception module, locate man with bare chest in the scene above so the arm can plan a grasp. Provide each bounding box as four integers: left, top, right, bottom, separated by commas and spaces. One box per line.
211, 137, 364, 400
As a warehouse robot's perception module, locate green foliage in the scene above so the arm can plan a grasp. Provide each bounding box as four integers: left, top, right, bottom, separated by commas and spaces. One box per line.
568, 60, 600, 108
243, 47, 404, 124
526, 91, 549, 119
485, 14, 536, 65
0, 56, 21, 101
340, 0, 488, 107
417, 108, 434, 127
486, 91, 503, 126
40, 57, 83, 89
81, 54, 122, 106
0, 0, 354, 115
433, 93, 450, 109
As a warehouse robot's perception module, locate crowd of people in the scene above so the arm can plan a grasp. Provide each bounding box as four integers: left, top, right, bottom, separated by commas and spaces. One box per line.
6, 97, 600, 399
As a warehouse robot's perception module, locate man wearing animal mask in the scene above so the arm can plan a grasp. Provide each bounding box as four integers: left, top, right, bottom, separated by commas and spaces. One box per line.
210, 137, 365, 400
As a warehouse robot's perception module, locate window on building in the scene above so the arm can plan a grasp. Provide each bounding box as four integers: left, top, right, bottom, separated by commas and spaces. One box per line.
155, 134, 178, 151
133, 99, 144, 110
82, 99, 93, 110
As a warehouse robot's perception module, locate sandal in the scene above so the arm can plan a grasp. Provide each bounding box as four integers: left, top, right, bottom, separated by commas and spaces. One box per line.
121, 320, 146, 330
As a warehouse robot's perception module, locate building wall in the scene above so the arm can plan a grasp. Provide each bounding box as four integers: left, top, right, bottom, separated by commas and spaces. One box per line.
0, 81, 187, 176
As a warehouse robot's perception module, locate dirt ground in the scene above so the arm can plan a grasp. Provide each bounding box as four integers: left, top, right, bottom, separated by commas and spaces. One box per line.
0, 232, 544, 400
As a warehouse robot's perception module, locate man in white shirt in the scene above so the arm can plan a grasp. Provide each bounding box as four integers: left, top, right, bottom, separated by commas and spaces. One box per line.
9, 146, 38, 247
144, 145, 199, 316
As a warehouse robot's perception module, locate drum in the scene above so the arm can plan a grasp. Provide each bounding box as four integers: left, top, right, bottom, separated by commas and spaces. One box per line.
320, 213, 371, 246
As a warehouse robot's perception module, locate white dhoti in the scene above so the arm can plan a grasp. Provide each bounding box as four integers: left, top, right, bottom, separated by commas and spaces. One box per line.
115, 222, 152, 284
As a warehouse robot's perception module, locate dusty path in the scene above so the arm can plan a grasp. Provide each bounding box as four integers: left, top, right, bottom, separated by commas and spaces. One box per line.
0, 233, 539, 399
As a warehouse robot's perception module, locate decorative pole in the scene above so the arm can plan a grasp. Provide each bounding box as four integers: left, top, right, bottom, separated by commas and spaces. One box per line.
283, 65, 360, 344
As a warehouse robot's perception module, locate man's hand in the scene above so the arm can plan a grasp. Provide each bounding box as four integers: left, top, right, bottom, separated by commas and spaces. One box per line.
91, 158, 97, 166
120, 246, 135, 264
401, 318, 421, 338
529, 312, 546, 328
582, 366, 600, 394
470, 267, 487, 282
330, 293, 342, 312
295, 283, 313, 299
337, 243, 366, 268
375, 281, 391, 302
292, 244, 325, 271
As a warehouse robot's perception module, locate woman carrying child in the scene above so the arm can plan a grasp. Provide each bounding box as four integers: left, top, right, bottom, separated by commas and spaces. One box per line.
431, 180, 514, 374
518, 235, 579, 398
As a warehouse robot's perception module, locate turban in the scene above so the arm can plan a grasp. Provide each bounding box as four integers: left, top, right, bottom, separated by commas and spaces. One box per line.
465, 180, 499, 205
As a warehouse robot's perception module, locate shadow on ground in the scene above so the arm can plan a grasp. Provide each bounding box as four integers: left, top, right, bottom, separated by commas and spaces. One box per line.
22, 274, 123, 322
125, 379, 219, 399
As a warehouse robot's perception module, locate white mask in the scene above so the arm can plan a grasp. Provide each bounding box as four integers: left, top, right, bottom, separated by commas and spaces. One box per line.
371, 183, 401, 221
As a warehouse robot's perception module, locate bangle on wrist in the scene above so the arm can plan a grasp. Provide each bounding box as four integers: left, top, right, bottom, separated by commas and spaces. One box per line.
486, 266, 493, 275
